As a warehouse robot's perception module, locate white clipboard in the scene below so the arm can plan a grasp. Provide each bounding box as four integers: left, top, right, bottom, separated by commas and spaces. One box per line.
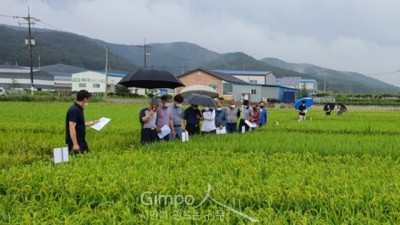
90, 117, 111, 131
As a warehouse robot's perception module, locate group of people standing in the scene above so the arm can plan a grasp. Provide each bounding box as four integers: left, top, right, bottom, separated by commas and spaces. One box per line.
139, 94, 268, 144
65, 90, 269, 153
65, 90, 349, 154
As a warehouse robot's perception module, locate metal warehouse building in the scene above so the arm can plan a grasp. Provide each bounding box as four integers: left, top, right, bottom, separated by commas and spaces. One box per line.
41, 64, 87, 93
0, 65, 54, 91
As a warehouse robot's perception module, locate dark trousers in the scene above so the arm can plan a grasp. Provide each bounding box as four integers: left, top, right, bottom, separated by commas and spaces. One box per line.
226, 123, 237, 133
186, 124, 200, 135
160, 134, 170, 141
238, 119, 250, 132
141, 128, 158, 144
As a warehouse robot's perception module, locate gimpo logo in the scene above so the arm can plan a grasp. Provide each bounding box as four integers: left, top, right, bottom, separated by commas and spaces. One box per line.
140, 184, 258, 222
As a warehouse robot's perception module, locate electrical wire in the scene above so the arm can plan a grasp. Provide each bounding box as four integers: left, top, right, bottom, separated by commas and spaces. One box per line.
0, 14, 17, 18
368, 70, 400, 76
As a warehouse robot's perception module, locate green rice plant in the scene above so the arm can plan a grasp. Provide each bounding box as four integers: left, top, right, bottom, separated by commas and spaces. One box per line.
1, 102, 400, 224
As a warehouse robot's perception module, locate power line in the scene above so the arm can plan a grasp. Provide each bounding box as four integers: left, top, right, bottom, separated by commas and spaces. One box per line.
1, 11, 70, 33
0, 14, 17, 18
368, 70, 400, 76
35, 20, 65, 32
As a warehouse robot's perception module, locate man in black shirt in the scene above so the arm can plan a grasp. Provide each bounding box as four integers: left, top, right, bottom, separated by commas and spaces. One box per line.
65, 90, 98, 154
183, 104, 203, 135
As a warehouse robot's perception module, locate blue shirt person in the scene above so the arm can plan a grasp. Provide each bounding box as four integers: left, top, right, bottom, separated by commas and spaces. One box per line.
214, 101, 227, 131
259, 102, 268, 127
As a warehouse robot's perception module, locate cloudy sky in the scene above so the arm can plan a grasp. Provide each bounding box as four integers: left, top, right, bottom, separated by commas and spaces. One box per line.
1, 0, 400, 86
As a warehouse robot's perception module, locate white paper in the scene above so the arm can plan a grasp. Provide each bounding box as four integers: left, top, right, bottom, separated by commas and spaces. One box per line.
216, 127, 226, 135
91, 117, 111, 131
181, 131, 189, 142
54, 147, 69, 164
245, 120, 257, 128
181, 132, 186, 142
158, 124, 171, 139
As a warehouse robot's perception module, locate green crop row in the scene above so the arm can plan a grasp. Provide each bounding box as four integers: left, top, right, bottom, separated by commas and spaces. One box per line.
1, 102, 400, 224
1, 149, 400, 224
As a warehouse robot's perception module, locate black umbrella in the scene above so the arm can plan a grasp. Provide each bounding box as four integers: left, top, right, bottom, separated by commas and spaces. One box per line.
185, 93, 217, 108
324, 103, 335, 111
118, 68, 185, 89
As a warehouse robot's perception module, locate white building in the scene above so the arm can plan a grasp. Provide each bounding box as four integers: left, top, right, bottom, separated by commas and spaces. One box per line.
212, 70, 277, 85
71, 70, 145, 94
298, 79, 318, 94
72, 71, 107, 93
277, 77, 318, 95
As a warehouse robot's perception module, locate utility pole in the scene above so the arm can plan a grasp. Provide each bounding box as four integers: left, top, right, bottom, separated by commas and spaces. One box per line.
15, 7, 39, 95
323, 69, 327, 93
143, 39, 151, 68
142, 39, 151, 95
104, 46, 109, 97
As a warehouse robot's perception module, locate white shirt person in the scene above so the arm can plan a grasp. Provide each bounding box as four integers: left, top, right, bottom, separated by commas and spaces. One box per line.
201, 107, 216, 133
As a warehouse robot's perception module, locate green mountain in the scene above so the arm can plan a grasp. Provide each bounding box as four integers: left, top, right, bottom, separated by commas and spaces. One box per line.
1, 24, 399, 94
95, 41, 221, 74
0, 25, 136, 71
261, 57, 400, 94
200, 52, 309, 77
105, 40, 400, 94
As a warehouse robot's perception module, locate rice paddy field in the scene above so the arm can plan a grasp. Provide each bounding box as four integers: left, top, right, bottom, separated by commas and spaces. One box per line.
1, 101, 400, 224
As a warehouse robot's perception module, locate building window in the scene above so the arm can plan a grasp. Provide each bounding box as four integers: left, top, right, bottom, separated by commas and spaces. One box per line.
223, 83, 233, 95
93, 83, 100, 88
251, 89, 256, 95
79, 83, 86, 88
249, 80, 257, 84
